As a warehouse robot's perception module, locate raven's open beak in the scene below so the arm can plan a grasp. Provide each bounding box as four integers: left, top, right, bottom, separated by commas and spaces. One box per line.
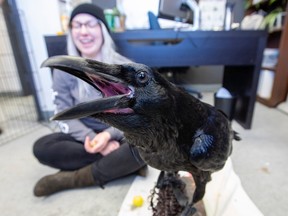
41, 55, 134, 120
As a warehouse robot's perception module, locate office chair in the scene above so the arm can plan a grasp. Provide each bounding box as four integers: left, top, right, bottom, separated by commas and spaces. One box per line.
147, 11, 202, 99
148, 11, 162, 29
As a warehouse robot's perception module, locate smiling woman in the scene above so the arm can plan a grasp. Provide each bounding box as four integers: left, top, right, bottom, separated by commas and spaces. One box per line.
32, 3, 147, 197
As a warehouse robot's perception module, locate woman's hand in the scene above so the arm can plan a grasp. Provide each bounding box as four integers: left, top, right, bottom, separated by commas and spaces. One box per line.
99, 140, 120, 156
84, 131, 120, 155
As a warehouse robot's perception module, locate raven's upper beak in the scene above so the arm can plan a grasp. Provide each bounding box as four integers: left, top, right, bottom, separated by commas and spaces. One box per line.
41, 55, 134, 120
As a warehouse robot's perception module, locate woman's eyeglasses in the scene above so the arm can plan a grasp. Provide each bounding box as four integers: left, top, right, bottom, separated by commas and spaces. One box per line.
71, 20, 100, 30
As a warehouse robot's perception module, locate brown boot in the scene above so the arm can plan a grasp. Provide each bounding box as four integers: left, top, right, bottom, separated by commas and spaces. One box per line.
34, 164, 95, 197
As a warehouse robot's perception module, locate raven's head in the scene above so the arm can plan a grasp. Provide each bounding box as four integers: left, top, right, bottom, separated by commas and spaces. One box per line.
42, 56, 179, 132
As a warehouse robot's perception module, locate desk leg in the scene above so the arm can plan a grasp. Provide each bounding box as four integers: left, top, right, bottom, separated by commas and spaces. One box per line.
223, 66, 259, 129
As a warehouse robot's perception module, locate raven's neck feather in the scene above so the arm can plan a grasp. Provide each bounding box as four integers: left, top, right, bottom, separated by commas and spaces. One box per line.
98, 90, 210, 153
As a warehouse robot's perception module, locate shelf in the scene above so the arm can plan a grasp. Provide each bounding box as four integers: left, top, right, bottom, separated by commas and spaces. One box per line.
257, 96, 273, 106
269, 27, 283, 34
261, 66, 276, 71
257, 2, 288, 107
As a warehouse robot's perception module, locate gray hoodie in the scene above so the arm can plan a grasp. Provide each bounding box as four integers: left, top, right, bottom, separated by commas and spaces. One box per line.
52, 69, 124, 142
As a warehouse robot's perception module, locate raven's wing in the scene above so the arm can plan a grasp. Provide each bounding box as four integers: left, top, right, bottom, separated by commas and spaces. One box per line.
190, 129, 214, 163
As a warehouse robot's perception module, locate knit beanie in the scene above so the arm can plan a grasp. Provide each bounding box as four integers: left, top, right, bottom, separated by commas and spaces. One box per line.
69, 3, 110, 32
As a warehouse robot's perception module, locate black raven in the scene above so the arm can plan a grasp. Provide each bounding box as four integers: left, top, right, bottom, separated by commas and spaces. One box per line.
42, 55, 240, 215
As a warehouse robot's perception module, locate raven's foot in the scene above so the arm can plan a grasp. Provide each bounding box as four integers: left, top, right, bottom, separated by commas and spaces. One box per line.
180, 204, 197, 216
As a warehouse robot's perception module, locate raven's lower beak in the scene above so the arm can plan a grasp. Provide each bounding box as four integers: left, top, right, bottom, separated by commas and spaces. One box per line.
41, 55, 133, 120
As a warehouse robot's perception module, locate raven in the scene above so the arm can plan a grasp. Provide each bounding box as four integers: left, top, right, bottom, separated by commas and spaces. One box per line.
42, 55, 240, 215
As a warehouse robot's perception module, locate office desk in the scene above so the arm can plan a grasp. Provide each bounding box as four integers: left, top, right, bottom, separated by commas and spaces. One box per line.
44, 30, 267, 129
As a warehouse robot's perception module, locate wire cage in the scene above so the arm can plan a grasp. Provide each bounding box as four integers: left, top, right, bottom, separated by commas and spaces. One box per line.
0, 8, 40, 145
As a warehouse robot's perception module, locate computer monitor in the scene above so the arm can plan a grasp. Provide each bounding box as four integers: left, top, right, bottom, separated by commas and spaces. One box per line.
158, 0, 193, 24
92, 0, 116, 9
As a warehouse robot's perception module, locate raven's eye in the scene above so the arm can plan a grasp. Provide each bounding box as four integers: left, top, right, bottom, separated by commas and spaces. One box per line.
136, 71, 149, 84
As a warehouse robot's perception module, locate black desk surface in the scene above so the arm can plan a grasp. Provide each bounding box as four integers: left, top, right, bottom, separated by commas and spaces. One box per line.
44, 29, 267, 129
111, 29, 266, 67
